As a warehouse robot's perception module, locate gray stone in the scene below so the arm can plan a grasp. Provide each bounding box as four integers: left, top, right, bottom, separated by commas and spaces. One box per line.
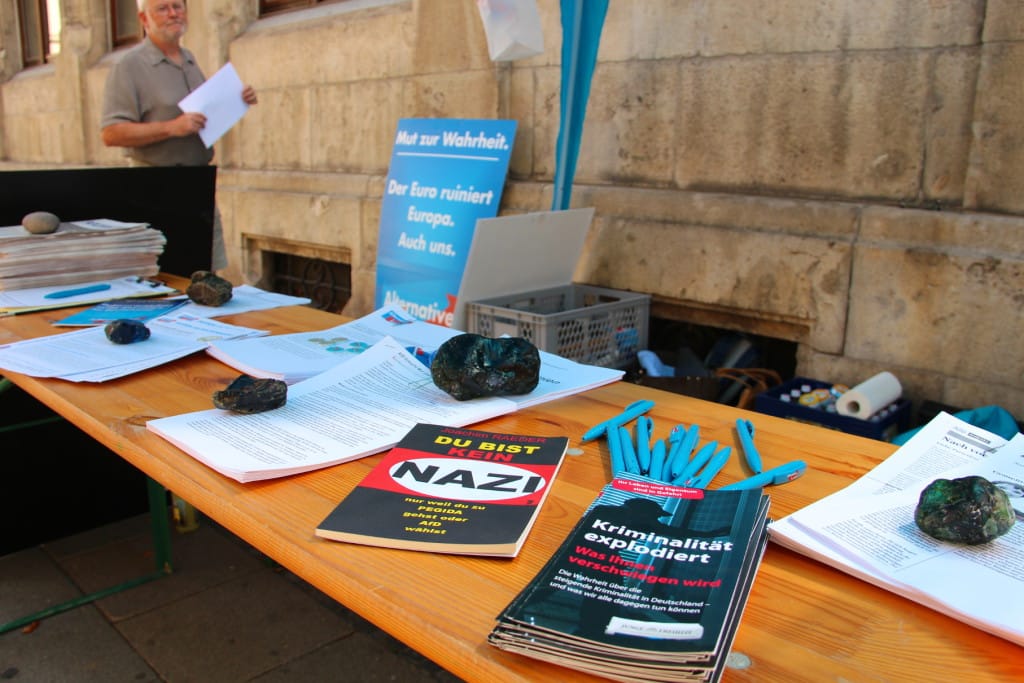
22, 211, 60, 234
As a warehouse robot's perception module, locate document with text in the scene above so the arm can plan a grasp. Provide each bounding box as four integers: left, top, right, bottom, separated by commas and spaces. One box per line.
147, 336, 522, 482
204, 305, 625, 407
769, 412, 1024, 646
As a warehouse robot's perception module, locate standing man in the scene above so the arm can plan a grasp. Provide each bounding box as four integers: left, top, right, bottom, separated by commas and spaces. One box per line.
101, 0, 257, 271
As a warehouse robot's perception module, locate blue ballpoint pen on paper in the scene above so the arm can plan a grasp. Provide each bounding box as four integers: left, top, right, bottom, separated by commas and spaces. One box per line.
718, 460, 807, 490
688, 446, 732, 488
736, 418, 763, 474
581, 399, 655, 442
43, 283, 112, 300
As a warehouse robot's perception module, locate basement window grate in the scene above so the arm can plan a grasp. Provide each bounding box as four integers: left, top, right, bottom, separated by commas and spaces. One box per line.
269, 252, 351, 314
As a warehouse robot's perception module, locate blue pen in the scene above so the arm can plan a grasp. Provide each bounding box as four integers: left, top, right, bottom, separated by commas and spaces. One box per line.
667, 425, 700, 480
619, 426, 641, 475
635, 416, 653, 474
688, 446, 732, 488
607, 425, 626, 476
581, 399, 655, 442
736, 418, 763, 474
718, 460, 807, 490
43, 283, 112, 300
664, 424, 686, 469
648, 438, 667, 481
672, 439, 717, 485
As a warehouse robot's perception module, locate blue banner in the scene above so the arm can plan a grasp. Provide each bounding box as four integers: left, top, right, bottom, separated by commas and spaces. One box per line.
375, 118, 517, 326
552, 0, 608, 210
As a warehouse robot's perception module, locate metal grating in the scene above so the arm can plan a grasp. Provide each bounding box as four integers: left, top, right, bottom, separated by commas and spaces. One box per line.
269, 252, 351, 313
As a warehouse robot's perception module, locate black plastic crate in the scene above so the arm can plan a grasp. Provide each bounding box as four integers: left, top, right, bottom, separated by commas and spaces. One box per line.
754, 376, 911, 441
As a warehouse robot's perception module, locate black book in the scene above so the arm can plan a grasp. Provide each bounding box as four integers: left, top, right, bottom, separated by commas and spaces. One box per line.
315, 423, 569, 557
489, 473, 769, 682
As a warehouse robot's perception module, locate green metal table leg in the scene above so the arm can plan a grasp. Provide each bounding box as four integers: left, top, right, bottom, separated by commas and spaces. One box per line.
148, 477, 175, 574
0, 477, 173, 635
0, 378, 64, 434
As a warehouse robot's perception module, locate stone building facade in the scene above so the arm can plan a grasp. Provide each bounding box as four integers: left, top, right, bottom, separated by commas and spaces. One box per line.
1, 0, 1022, 421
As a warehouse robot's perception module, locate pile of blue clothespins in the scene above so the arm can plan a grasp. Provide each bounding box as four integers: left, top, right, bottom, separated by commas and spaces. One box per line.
581, 399, 807, 490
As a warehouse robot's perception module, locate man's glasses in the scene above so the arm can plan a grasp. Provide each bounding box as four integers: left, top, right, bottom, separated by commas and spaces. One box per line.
151, 2, 187, 16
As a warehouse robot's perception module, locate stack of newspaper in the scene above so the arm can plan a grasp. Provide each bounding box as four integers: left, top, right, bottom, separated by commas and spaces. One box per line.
769, 411, 1024, 647
0, 218, 165, 290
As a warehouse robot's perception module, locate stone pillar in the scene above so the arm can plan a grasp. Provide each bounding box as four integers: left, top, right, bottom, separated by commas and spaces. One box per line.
55, 0, 110, 164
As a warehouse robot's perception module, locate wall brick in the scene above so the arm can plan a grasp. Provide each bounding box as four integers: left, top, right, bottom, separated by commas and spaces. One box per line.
846, 207, 1024, 385
964, 42, 1024, 213
675, 51, 932, 200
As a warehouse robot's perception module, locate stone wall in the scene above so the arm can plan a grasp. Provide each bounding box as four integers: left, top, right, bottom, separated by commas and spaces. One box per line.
1, 0, 1021, 420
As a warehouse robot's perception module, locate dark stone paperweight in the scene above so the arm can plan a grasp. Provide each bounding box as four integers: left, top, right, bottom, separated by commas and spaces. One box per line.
213, 375, 288, 414
914, 475, 1015, 545
105, 319, 151, 344
430, 333, 540, 401
186, 270, 233, 306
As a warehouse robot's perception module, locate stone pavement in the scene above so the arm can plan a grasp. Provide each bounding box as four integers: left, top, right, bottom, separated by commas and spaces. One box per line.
0, 512, 464, 682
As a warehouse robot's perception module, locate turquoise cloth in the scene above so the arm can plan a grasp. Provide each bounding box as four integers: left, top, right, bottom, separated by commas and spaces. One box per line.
893, 405, 1021, 445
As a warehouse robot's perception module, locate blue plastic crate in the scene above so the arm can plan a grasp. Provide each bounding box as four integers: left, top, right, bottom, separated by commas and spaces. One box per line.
754, 376, 911, 441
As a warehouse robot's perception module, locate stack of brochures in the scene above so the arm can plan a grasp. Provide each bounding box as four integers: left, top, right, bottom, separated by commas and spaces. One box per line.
489, 474, 770, 682
0, 218, 165, 290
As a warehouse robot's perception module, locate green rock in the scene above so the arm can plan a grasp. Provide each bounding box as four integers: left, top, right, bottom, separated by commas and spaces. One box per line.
430, 333, 540, 401
914, 475, 1015, 545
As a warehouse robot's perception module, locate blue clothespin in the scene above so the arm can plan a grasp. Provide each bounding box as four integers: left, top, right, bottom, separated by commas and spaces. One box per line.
718, 460, 806, 490
736, 418, 763, 474
582, 399, 655, 442
688, 446, 732, 489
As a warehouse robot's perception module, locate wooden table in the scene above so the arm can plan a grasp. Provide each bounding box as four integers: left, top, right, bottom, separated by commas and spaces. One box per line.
2, 281, 1021, 682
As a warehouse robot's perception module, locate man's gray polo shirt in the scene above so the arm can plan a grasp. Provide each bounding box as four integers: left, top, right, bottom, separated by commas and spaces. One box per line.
101, 37, 213, 167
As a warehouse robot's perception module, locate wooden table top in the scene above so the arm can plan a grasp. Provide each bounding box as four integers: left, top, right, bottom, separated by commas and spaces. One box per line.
2, 278, 1021, 682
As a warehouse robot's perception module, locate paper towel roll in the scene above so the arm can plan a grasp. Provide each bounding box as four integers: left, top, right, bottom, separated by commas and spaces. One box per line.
836, 371, 902, 419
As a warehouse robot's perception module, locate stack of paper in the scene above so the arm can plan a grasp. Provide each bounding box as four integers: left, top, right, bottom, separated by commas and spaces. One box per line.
0, 218, 166, 290
769, 412, 1024, 647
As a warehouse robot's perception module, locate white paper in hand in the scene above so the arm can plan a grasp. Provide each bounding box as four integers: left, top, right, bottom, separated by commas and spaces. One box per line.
178, 62, 249, 148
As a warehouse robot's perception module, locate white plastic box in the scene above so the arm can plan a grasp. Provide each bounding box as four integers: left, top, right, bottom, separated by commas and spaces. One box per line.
466, 284, 650, 369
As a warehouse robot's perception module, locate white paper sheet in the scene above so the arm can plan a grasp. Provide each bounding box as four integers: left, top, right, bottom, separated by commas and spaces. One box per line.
769, 412, 1024, 646
148, 336, 518, 482
178, 62, 249, 148
0, 314, 266, 382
